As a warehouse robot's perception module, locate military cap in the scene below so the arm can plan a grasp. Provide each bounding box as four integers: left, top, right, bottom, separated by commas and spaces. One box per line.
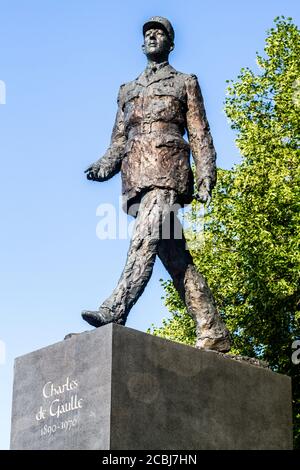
143, 16, 175, 44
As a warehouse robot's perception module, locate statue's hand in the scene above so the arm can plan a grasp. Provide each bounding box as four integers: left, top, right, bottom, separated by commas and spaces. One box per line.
196, 178, 212, 206
84, 163, 101, 181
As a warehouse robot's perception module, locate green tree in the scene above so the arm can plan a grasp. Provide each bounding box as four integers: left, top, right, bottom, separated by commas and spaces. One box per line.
149, 17, 300, 447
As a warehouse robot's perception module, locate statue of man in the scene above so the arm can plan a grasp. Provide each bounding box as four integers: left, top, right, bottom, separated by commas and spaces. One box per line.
82, 16, 231, 352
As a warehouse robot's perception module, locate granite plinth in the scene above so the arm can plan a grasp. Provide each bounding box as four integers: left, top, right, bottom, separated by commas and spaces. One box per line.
10, 324, 293, 449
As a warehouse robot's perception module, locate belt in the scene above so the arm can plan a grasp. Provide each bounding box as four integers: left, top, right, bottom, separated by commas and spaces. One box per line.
128, 122, 182, 138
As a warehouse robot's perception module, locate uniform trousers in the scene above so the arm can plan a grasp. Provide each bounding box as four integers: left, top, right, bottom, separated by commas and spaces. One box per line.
100, 188, 230, 350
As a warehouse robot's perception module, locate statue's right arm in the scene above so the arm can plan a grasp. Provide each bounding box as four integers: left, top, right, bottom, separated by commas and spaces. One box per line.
85, 86, 127, 181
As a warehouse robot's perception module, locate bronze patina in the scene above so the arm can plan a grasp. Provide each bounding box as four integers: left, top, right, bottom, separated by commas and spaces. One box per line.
82, 17, 231, 352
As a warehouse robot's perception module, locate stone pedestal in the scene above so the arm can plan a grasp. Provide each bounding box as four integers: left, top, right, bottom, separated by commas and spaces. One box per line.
10, 324, 293, 449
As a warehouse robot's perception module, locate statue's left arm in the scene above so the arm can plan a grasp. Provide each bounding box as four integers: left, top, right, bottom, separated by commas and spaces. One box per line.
185, 74, 217, 204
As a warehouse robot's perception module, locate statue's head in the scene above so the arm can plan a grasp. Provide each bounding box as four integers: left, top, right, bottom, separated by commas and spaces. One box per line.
142, 16, 174, 61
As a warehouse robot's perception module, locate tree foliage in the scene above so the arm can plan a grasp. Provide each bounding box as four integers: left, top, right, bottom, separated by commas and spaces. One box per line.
149, 17, 300, 447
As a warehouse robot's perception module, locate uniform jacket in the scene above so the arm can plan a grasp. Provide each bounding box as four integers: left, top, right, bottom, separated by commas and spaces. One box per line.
93, 62, 216, 212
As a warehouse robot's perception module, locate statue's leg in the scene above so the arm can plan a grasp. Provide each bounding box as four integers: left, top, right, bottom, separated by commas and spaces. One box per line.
158, 214, 231, 352
82, 188, 177, 327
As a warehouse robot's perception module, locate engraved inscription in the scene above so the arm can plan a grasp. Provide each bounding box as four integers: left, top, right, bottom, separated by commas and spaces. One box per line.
35, 376, 83, 438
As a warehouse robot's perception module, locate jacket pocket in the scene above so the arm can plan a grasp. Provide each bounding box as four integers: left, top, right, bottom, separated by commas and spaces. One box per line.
155, 135, 190, 152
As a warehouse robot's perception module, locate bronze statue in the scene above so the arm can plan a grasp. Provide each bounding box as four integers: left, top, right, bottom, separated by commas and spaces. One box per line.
82, 17, 231, 352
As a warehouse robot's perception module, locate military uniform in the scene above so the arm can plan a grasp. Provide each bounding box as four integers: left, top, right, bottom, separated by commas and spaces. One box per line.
93, 62, 216, 212
83, 19, 231, 352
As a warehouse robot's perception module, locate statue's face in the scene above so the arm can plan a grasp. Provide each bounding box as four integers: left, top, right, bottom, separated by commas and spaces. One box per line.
142, 27, 173, 60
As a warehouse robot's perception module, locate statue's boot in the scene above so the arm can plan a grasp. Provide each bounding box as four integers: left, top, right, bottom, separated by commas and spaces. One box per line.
194, 316, 231, 352
81, 303, 126, 328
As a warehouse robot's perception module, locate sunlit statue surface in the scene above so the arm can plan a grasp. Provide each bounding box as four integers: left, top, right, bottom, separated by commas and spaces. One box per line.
82, 16, 231, 352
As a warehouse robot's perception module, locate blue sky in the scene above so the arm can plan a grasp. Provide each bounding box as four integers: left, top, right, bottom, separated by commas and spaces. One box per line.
0, 0, 299, 449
